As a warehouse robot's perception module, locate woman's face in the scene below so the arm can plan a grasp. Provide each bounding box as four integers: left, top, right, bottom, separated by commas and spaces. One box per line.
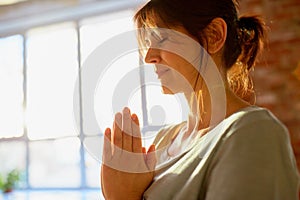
143, 25, 204, 94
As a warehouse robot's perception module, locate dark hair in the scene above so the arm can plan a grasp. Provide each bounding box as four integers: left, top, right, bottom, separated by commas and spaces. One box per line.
134, 0, 267, 101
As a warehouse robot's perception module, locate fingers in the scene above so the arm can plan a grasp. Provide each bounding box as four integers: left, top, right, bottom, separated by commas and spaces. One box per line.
142, 147, 147, 163
104, 109, 157, 173
112, 108, 143, 154
132, 114, 143, 153
122, 107, 133, 152
103, 128, 112, 163
113, 112, 122, 154
146, 144, 157, 171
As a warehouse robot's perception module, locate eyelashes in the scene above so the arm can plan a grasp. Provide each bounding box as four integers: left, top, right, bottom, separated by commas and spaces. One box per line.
142, 29, 188, 49
143, 29, 169, 48
144, 36, 169, 48
144, 38, 151, 48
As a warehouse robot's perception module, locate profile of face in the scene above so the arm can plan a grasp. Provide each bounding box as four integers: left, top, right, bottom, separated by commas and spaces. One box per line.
142, 25, 205, 95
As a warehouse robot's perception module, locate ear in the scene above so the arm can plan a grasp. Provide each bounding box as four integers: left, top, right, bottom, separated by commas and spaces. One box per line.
203, 18, 227, 54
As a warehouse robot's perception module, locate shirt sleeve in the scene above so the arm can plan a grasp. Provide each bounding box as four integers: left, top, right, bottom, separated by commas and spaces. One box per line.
204, 117, 299, 200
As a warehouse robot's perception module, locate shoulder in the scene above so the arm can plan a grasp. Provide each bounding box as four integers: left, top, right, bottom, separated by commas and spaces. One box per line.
230, 106, 286, 129
204, 106, 299, 200
217, 106, 294, 164
223, 106, 289, 142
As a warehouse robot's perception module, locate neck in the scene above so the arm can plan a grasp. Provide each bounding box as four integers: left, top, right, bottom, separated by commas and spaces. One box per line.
184, 88, 211, 131
184, 84, 251, 132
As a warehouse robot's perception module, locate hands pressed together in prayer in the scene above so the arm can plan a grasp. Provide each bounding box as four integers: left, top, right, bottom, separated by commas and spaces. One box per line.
101, 107, 156, 200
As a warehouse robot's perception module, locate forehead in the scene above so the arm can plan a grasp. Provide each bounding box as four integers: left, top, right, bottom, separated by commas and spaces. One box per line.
145, 17, 196, 40
144, 25, 197, 44
136, 6, 185, 34
139, 15, 191, 36
136, 8, 198, 43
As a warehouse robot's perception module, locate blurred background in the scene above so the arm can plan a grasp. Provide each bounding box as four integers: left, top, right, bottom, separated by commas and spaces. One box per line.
0, 0, 299, 199
239, 0, 300, 170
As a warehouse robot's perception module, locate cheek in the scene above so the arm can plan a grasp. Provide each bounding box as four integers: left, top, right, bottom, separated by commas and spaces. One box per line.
160, 52, 201, 92
165, 54, 199, 82
162, 38, 202, 68
161, 51, 187, 72
160, 52, 175, 68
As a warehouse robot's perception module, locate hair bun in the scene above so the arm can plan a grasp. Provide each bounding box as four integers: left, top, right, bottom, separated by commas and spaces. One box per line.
236, 15, 266, 69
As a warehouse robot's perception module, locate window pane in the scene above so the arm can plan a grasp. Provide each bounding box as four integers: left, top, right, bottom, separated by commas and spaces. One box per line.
85, 150, 100, 188
3, 191, 103, 200
80, 11, 141, 135
28, 191, 83, 200
142, 131, 157, 150
80, 11, 135, 63
0, 141, 26, 188
142, 83, 189, 148
146, 86, 189, 126
29, 137, 81, 188
0, 35, 24, 138
93, 52, 141, 135
26, 23, 79, 140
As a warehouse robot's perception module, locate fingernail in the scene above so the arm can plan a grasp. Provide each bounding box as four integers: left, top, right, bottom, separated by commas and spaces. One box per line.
131, 114, 137, 121
105, 128, 111, 136
123, 107, 130, 114
115, 112, 122, 120
149, 144, 156, 152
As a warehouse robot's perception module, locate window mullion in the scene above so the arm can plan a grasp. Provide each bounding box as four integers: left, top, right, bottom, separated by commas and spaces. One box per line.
76, 21, 87, 189
139, 57, 149, 129
22, 32, 31, 190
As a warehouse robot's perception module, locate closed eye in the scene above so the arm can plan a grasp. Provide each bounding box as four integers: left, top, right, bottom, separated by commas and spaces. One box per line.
144, 30, 170, 48
144, 38, 151, 48
151, 31, 169, 45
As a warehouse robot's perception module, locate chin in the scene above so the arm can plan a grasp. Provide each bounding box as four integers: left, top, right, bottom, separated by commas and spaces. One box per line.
161, 86, 177, 95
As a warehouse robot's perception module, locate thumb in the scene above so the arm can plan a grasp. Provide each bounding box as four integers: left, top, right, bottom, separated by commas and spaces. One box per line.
146, 144, 156, 171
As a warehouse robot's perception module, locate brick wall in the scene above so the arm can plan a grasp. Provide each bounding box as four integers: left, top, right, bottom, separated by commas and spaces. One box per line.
239, 0, 300, 171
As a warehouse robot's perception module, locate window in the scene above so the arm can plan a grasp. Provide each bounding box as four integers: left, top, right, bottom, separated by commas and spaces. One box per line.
0, 34, 26, 187
0, 8, 189, 193
26, 22, 79, 141
0, 35, 24, 139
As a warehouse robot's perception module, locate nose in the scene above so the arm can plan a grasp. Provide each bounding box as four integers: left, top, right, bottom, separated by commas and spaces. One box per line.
144, 48, 161, 64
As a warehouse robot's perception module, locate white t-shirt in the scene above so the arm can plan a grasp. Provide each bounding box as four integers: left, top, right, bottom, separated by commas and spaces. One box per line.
143, 106, 299, 200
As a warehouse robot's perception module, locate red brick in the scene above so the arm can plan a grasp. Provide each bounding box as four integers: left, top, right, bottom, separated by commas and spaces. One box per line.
240, 0, 300, 173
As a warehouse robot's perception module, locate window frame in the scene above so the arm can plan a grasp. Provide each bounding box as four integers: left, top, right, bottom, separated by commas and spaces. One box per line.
0, 1, 164, 191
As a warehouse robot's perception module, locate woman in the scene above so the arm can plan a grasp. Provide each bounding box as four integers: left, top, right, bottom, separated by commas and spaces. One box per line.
101, 0, 299, 199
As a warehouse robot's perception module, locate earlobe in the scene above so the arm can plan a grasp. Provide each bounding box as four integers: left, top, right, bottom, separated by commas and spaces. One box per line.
205, 18, 227, 54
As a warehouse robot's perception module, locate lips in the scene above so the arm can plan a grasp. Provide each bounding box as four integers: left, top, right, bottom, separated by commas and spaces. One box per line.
155, 68, 170, 78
